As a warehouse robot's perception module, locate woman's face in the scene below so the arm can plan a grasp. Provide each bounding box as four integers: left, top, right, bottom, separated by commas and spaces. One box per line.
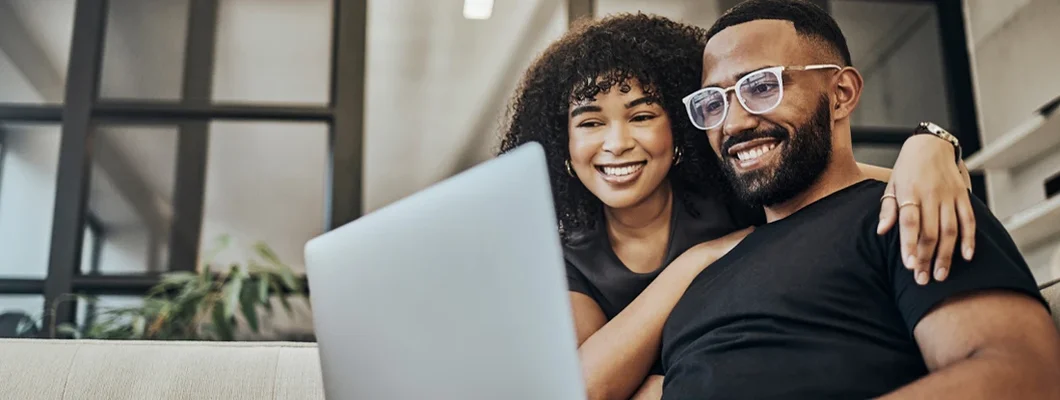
567, 81, 674, 210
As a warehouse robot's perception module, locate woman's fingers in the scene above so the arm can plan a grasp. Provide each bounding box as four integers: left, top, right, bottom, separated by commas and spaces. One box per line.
878, 182, 898, 235
898, 196, 921, 272
956, 190, 977, 261
933, 201, 959, 281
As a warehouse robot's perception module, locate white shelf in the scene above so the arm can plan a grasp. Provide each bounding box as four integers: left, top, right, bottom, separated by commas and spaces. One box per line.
966, 96, 1060, 171
1006, 195, 1060, 249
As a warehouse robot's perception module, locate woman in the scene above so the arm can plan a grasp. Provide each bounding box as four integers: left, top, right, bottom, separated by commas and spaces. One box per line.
498, 13, 974, 400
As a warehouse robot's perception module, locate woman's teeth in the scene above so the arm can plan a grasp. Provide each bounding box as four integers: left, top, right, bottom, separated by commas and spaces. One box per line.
736, 142, 777, 161
601, 163, 643, 176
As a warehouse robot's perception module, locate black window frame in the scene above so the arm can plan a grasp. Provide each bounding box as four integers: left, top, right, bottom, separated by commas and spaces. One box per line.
0, 0, 366, 327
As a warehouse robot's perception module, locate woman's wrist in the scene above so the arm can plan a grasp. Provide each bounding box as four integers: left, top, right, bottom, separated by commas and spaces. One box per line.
910, 122, 962, 164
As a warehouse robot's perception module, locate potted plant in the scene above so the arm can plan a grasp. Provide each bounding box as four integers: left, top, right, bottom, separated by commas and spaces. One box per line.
24, 236, 309, 341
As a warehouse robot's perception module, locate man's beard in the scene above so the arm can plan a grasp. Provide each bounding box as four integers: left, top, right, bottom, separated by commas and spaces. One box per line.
719, 97, 833, 207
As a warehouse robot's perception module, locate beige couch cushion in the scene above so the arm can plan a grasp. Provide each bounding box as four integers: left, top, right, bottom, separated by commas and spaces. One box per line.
0, 339, 324, 400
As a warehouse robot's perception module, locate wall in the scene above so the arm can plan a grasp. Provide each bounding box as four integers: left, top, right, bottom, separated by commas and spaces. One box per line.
964, 0, 1060, 282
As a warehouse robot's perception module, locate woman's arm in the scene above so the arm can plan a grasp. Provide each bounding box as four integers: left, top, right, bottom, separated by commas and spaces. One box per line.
856, 162, 892, 182
630, 375, 664, 400
569, 228, 751, 400
856, 134, 976, 286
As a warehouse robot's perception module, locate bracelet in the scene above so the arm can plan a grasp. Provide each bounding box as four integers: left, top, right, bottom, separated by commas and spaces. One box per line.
913, 122, 962, 165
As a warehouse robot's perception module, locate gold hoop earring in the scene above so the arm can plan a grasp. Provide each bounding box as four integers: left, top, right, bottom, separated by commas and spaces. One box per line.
565, 160, 575, 177
672, 147, 683, 166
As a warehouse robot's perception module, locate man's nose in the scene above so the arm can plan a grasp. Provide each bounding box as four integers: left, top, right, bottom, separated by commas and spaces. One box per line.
722, 100, 759, 138
602, 123, 635, 155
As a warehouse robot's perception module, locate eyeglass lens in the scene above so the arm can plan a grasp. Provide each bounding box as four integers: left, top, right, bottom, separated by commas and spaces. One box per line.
690, 69, 783, 129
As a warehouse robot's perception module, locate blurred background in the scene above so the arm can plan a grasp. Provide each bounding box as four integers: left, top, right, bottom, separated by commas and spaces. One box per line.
0, 0, 1057, 341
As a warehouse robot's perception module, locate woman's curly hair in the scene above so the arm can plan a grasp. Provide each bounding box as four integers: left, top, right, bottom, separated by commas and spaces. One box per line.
498, 13, 724, 244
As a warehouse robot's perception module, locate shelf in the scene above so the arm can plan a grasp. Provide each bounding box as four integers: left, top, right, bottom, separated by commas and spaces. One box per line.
966, 95, 1060, 171
1006, 195, 1060, 249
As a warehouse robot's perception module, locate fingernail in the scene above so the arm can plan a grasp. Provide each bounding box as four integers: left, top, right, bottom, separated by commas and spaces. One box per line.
906, 255, 917, 269
916, 271, 929, 285
963, 247, 974, 261
934, 268, 948, 281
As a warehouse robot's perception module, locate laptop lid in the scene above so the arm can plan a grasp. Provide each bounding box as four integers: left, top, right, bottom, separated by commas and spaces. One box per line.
305, 143, 585, 400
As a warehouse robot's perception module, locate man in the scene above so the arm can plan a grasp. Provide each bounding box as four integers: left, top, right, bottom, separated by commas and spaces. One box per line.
659, 0, 1060, 398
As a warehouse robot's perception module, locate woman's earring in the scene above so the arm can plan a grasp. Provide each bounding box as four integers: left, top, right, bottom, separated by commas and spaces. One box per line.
565, 160, 576, 177
672, 147, 683, 166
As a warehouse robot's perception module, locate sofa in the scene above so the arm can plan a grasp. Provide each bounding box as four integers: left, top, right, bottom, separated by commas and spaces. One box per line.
1, 282, 1058, 400
0, 340, 325, 400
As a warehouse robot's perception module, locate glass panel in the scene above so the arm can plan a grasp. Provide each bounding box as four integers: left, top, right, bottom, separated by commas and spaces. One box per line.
363, 0, 567, 210
0, 0, 76, 104
82, 125, 178, 274
0, 295, 44, 338
75, 295, 143, 329
200, 121, 328, 274
211, 0, 333, 105
99, 0, 190, 101
0, 124, 60, 279
853, 144, 901, 168
833, 1, 953, 130
80, 224, 99, 274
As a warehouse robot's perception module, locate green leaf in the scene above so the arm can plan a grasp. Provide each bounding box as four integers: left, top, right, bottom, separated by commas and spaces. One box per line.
278, 268, 300, 292
222, 272, 244, 319
15, 314, 39, 337
132, 316, 146, 338
202, 235, 232, 265
240, 287, 260, 333
257, 277, 269, 303
161, 272, 198, 286
202, 264, 213, 285
211, 302, 234, 341
270, 280, 293, 315
254, 242, 284, 267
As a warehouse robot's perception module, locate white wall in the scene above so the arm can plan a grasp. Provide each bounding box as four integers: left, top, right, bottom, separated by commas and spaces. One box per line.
965, 0, 1060, 283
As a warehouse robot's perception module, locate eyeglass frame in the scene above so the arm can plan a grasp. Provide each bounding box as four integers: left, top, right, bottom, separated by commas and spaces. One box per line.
681, 64, 842, 131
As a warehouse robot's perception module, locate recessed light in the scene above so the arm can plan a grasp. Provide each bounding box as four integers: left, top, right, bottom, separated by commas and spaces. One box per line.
463, 0, 494, 20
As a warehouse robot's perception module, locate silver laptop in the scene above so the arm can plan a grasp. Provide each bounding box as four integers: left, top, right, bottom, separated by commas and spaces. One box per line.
305, 142, 586, 400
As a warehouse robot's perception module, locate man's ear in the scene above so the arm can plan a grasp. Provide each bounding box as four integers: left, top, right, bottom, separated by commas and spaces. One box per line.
832, 67, 863, 121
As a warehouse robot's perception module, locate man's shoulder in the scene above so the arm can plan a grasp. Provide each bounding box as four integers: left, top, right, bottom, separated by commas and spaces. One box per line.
790, 179, 888, 234
840, 179, 888, 205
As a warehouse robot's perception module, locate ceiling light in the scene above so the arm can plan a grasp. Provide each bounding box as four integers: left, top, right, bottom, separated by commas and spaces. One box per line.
463, 0, 494, 20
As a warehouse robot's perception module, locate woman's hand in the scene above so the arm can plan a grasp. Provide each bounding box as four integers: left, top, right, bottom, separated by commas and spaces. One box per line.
877, 134, 976, 286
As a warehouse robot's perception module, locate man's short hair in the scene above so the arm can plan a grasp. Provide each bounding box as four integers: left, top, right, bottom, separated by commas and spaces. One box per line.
706, 0, 852, 66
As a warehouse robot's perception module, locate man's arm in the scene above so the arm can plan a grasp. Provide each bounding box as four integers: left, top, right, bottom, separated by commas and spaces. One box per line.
879, 290, 1060, 399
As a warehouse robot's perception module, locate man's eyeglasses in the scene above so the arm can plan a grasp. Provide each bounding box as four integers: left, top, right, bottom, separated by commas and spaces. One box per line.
682, 64, 841, 131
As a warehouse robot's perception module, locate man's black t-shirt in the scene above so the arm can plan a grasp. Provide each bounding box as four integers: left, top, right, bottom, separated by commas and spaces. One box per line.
660, 180, 1047, 400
